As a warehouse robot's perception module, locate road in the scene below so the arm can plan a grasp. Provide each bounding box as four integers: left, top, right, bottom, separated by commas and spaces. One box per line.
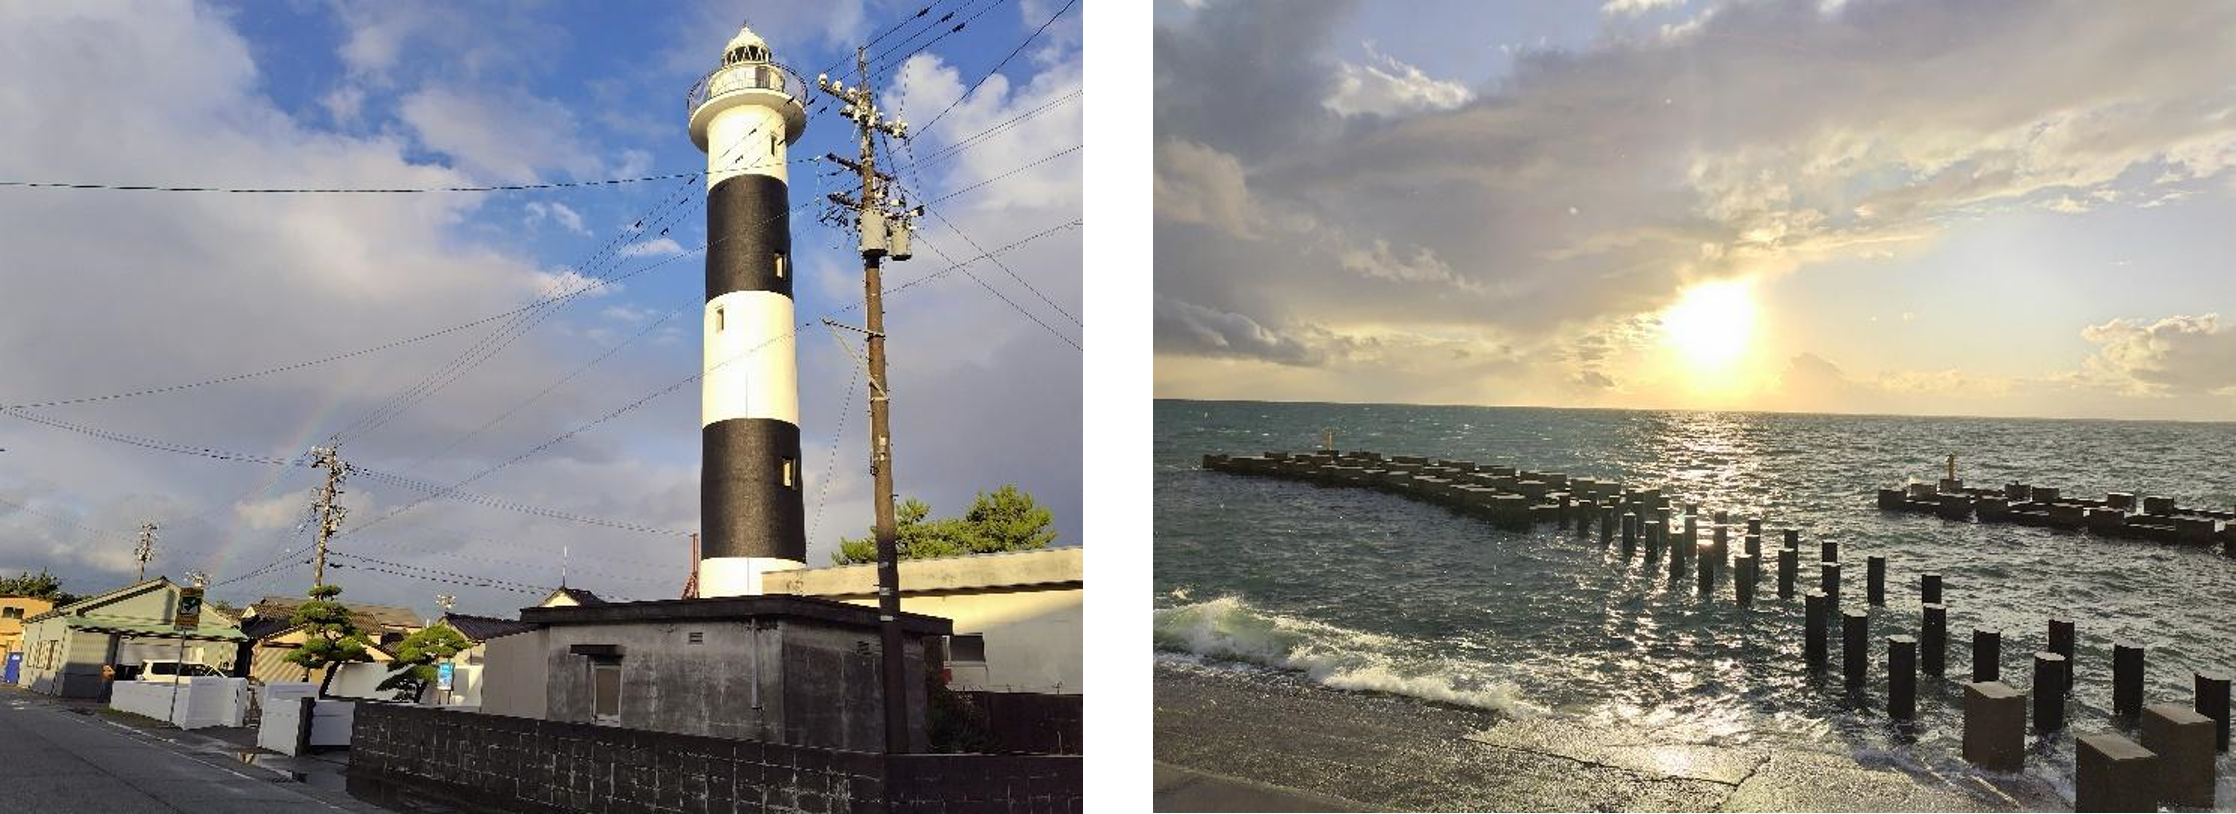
0, 691, 391, 813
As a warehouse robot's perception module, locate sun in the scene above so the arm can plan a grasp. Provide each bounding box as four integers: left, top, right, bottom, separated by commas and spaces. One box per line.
1660, 279, 1758, 372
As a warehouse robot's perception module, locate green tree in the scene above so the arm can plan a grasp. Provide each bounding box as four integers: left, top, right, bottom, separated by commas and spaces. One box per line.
282, 584, 372, 697
833, 484, 1057, 564
376, 625, 472, 702
0, 569, 74, 604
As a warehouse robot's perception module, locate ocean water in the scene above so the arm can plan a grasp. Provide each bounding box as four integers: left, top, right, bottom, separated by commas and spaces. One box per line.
1154, 399, 2236, 804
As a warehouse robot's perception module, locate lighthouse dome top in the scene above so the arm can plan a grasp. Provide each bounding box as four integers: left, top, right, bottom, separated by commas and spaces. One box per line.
722, 25, 772, 66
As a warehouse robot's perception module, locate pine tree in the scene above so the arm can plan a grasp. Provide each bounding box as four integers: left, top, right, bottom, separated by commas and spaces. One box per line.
282, 583, 372, 697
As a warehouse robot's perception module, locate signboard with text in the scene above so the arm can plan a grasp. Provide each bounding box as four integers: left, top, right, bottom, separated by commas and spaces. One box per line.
436, 662, 455, 692
174, 587, 204, 631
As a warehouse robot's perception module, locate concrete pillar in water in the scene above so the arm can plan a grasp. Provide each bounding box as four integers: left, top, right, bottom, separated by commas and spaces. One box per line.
1963, 681, 2025, 772
1888, 635, 1918, 722
1734, 554, 1757, 606
1684, 514, 1698, 547
1645, 519, 1664, 562
1621, 512, 1638, 559
1747, 517, 1762, 539
2074, 732, 2156, 812
1974, 628, 2002, 683
2140, 703, 2216, 808
2198, 671, 2231, 752
1744, 532, 1761, 561
1576, 501, 1593, 537
1804, 590, 1828, 671
2035, 652, 2068, 733
1714, 509, 1729, 525
1559, 494, 1572, 529
1777, 547, 1797, 599
1866, 555, 1886, 605
1842, 609, 1870, 688
2050, 618, 2076, 695
1820, 562, 1841, 605
1920, 572, 1942, 605
1921, 603, 1947, 677
1783, 528, 1799, 549
2112, 643, 2144, 720
1821, 538, 1838, 563
1711, 524, 1728, 566
1601, 506, 1615, 547
1697, 542, 1716, 595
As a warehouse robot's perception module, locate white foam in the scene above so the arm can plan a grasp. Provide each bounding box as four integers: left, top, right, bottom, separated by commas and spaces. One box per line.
1153, 595, 1546, 716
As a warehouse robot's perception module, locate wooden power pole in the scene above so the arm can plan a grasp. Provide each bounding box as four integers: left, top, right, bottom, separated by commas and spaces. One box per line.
308, 445, 351, 588
817, 49, 919, 755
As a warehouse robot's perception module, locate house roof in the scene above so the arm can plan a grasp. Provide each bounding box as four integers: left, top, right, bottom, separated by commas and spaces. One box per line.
539, 587, 607, 607
239, 616, 299, 640
247, 596, 423, 630
24, 577, 174, 624
439, 613, 537, 642
66, 614, 246, 641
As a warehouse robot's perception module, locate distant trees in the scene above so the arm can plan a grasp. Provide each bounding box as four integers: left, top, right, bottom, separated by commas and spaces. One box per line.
833, 484, 1058, 565
0, 569, 75, 604
282, 584, 372, 697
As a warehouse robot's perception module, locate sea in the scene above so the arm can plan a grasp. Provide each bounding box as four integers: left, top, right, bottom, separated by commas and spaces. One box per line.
1154, 398, 2236, 807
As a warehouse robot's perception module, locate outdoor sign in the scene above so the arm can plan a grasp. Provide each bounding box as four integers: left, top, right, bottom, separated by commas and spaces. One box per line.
173, 586, 204, 631
436, 662, 455, 692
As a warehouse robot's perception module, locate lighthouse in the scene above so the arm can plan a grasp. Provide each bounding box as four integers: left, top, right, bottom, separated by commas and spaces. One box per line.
687, 25, 809, 596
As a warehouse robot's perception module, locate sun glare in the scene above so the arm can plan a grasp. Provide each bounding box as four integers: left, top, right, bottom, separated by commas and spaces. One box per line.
1660, 279, 1758, 372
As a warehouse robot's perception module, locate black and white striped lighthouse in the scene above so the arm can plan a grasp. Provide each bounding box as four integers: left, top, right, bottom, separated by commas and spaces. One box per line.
686, 25, 809, 596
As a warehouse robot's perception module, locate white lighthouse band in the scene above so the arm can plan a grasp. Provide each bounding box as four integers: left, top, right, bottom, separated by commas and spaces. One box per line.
688, 25, 810, 596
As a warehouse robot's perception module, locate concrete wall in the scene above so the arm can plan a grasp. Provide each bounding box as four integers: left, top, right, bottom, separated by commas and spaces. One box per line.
529, 618, 929, 752
478, 629, 549, 720
767, 548, 1084, 694
349, 704, 1082, 814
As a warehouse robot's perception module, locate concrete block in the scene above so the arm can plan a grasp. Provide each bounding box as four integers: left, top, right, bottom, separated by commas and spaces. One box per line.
1734, 554, 1757, 607
2003, 482, 2030, 500
1866, 555, 1886, 605
2112, 643, 2143, 719
2143, 495, 2176, 515
1820, 539, 1838, 563
1877, 488, 1904, 509
2031, 486, 2061, 504
1963, 681, 2025, 772
1888, 635, 1917, 721
2105, 492, 2135, 511
1843, 609, 1869, 689
2140, 703, 2215, 808
1783, 528, 1799, 549
2074, 732, 2156, 812
1804, 591, 1828, 671
2198, 671, 2230, 752
2035, 652, 2067, 733
1973, 628, 2002, 683
1777, 547, 1797, 599
1920, 573, 1942, 604
1821, 562, 1841, 605
1921, 603, 1946, 676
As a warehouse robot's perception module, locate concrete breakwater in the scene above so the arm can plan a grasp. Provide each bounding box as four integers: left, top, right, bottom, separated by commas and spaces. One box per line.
1878, 479, 2236, 555
1202, 449, 1642, 531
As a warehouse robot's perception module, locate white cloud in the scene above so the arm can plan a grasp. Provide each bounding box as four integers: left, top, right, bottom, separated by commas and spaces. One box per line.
1602, 0, 1685, 18
1154, 140, 1258, 238
400, 85, 599, 182
618, 236, 684, 258
525, 201, 590, 235
2080, 314, 2236, 395
1324, 43, 1472, 119
1340, 239, 1460, 286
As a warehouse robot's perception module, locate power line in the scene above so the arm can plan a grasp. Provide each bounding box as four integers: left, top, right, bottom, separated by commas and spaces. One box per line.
0, 172, 700, 195
867, 0, 1011, 84
912, 0, 1079, 140
923, 205, 1080, 326
815, 1, 953, 80
893, 88, 1081, 174
913, 233, 1080, 349
922, 144, 1081, 206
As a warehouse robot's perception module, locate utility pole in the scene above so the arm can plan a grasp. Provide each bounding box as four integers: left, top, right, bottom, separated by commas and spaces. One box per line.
308, 445, 351, 588
134, 522, 158, 581
818, 49, 918, 755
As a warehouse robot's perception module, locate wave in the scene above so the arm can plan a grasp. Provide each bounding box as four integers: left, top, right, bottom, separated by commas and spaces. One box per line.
1153, 595, 1545, 716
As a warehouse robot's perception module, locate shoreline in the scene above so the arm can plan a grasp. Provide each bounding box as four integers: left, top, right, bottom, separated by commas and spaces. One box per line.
1154, 658, 2067, 812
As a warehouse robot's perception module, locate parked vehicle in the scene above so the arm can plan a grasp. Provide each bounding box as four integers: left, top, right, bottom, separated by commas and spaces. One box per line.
128, 659, 223, 683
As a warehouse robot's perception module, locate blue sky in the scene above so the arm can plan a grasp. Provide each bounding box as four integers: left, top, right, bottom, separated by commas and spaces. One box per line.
0, 0, 1083, 614
1154, 0, 2236, 421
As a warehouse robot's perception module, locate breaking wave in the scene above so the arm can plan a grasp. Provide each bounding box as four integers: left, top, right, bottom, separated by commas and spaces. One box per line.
1153, 595, 1545, 716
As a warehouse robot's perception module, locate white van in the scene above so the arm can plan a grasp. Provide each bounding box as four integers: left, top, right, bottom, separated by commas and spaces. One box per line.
134, 659, 224, 683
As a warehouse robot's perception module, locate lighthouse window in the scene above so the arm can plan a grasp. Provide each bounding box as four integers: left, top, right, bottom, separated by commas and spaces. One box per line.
782, 457, 798, 488
714, 306, 725, 332
774, 252, 788, 279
